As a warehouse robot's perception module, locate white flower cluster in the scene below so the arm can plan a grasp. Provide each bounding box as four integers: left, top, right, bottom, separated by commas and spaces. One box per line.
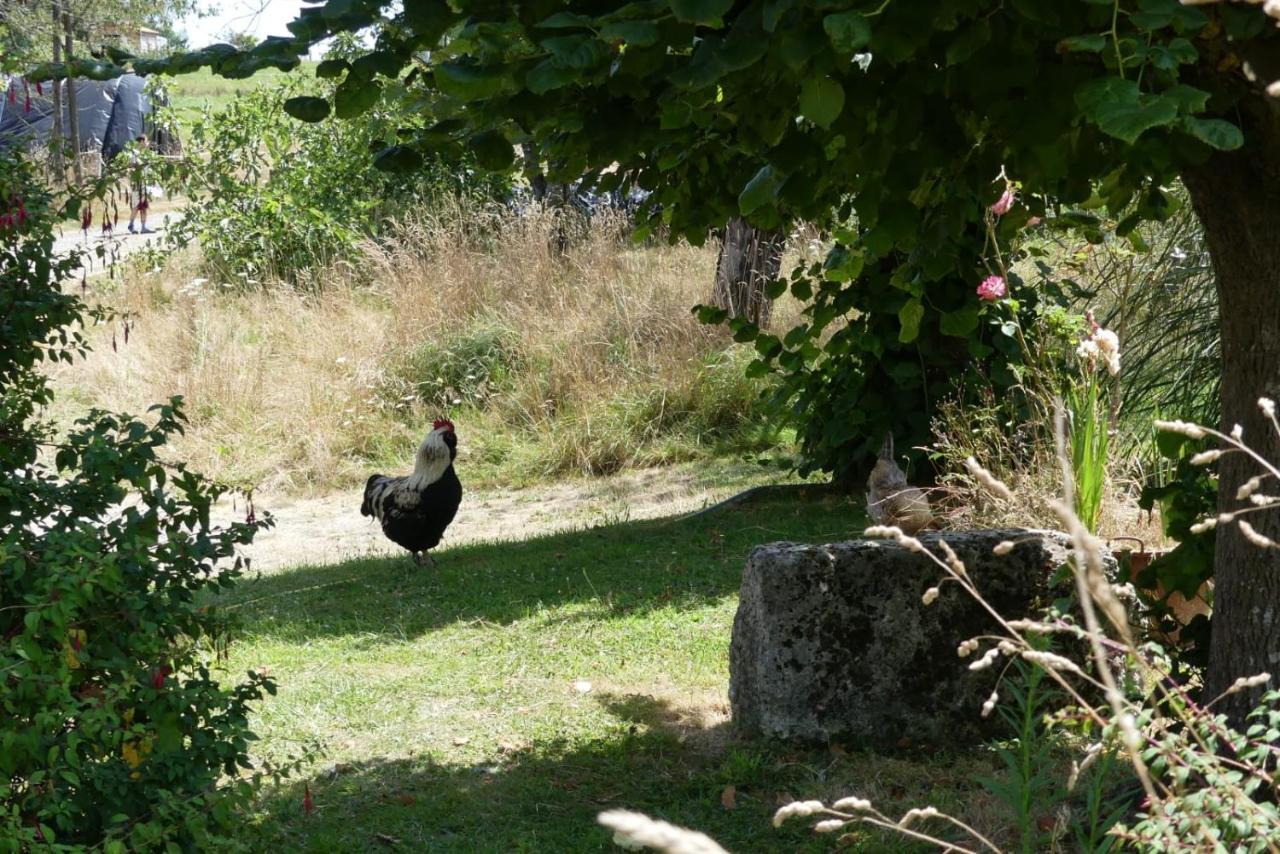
1076, 326, 1121, 376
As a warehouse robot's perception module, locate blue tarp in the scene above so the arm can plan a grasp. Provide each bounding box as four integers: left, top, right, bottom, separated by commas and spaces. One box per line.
0, 73, 168, 160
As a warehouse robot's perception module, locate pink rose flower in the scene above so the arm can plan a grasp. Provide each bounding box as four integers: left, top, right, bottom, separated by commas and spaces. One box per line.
990, 188, 1015, 216
977, 275, 1007, 301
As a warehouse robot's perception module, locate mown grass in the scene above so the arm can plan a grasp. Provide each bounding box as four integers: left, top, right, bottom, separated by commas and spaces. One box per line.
161, 64, 316, 127
220, 493, 1007, 852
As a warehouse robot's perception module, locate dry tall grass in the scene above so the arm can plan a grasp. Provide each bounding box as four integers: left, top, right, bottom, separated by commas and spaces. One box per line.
51, 202, 803, 494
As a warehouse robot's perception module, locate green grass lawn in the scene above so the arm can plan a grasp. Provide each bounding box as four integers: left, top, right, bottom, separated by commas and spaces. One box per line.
162, 63, 315, 126
220, 491, 1008, 852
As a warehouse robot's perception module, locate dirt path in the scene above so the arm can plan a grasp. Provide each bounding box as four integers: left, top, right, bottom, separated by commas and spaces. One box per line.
214, 467, 762, 573
54, 221, 171, 282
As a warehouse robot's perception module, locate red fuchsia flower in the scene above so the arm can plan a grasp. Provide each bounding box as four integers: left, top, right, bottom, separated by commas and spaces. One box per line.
81, 208, 92, 232
303, 783, 314, 816
151, 665, 171, 689
977, 275, 1007, 301
990, 188, 1015, 216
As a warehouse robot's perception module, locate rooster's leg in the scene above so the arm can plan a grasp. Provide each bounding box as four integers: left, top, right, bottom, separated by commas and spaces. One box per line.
424, 553, 437, 568
411, 551, 423, 567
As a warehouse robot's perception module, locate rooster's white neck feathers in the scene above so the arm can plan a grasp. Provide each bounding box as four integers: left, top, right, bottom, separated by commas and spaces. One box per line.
406, 428, 451, 491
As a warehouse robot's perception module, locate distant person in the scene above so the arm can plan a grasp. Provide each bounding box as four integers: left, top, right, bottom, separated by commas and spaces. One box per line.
127, 135, 153, 234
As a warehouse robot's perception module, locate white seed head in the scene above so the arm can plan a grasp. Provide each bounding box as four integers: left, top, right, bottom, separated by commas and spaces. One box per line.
981, 690, 998, 718
814, 819, 846, 833
1237, 476, 1264, 501
832, 797, 873, 812
1190, 449, 1222, 466
1231, 423, 1245, 440
598, 810, 730, 854
1118, 713, 1143, 752
964, 457, 1014, 501
969, 647, 1000, 671
922, 586, 940, 606
1260, 398, 1277, 418
1021, 649, 1083, 676
1093, 328, 1119, 355
898, 807, 939, 828
957, 638, 980, 658
1187, 514, 1218, 535
1238, 520, 1279, 549
773, 801, 827, 828
1154, 419, 1207, 440
993, 540, 1015, 556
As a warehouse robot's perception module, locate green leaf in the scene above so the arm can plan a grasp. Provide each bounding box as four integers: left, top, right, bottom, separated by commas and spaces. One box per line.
526, 59, 578, 94
283, 96, 331, 122
898, 298, 924, 343
946, 20, 991, 66
940, 305, 980, 337
538, 11, 594, 28
469, 131, 516, 170
1181, 116, 1244, 150
542, 35, 609, 69
823, 12, 871, 55
314, 58, 349, 79
669, 0, 733, 25
1058, 34, 1107, 52
434, 62, 514, 100
1076, 78, 1180, 144
738, 165, 783, 216
599, 20, 660, 46
729, 317, 759, 343
333, 80, 380, 118
694, 304, 729, 324
372, 145, 423, 173
69, 59, 125, 81
799, 77, 845, 128
1160, 83, 1210, 114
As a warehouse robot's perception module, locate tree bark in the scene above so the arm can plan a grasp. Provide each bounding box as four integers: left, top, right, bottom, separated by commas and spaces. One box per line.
62, 7, 82, 184
712, 217, 785, 328
1181, 92, 1280, 725
49, 0, 66, 183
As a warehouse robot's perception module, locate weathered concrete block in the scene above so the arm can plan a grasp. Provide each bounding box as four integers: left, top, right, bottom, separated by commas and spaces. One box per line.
729, 530, 1105, 748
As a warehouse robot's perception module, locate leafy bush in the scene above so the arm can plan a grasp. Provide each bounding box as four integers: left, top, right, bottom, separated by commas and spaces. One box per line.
163, 40, 509, 285
383, 321, 524, 411
0, 153, 286, 848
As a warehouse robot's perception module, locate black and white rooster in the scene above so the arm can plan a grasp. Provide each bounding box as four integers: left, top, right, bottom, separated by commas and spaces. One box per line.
360, 419, 462, 566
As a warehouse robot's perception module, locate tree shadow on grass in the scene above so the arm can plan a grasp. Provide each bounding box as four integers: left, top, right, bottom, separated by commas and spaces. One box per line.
215, 492, 862, 643
245, 691, 987, 853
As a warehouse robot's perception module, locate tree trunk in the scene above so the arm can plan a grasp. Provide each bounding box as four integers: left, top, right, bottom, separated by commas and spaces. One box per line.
49, 0, 65, 183
712, 217, 785, 328
62, 8, 82, 184
1181, 96, 1280, 725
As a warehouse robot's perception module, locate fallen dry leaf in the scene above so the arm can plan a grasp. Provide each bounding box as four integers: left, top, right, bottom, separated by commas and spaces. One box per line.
721, 785, 738, 810
573, 679, 593, 694
453, 736, 470, 746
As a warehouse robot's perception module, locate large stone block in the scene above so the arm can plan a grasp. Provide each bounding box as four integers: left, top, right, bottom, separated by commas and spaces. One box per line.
729, 530, 1102, 748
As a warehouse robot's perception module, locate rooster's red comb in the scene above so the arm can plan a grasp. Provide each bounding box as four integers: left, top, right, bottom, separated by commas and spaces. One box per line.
433, 418, 455, 432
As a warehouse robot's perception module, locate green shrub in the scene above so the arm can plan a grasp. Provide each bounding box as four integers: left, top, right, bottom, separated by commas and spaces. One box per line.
0, 152, 286, 849
161, 39, 510, 285
385, 322, 525, 412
